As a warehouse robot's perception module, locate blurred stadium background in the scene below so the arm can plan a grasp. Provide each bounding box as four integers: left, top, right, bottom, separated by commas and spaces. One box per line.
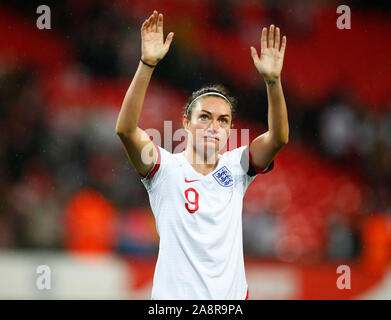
0, 0, 391, 299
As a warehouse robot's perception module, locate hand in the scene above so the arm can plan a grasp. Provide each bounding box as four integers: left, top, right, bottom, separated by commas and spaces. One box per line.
250, 25, 286, 82
141, 10, 174, 66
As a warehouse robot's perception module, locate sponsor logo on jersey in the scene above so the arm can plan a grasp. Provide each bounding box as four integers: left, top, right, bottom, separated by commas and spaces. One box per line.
213, 166, 233, 187
185, 178, 200, 183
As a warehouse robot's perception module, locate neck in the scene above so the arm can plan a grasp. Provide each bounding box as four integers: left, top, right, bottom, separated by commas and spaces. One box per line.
183, 145, 219, 168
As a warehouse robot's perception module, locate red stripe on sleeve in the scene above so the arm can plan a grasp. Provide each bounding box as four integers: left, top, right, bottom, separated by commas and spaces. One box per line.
246, 145, 274, 174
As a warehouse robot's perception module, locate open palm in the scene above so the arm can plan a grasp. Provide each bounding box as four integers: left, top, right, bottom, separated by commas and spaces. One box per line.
250, 25, 286, 80
141, 10, 174, 66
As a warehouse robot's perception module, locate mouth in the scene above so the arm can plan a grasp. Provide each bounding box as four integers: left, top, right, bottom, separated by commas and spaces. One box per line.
204, 136, 219, 141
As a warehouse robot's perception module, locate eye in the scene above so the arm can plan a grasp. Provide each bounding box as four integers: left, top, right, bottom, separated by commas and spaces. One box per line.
200, 114, 209, 120
220, 118, 228, 123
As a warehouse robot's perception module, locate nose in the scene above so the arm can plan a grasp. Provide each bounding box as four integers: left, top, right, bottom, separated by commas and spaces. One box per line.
209, 119, 220, 132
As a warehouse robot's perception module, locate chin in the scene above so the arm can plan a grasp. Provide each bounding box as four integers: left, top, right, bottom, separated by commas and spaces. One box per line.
198, 142, 218, 154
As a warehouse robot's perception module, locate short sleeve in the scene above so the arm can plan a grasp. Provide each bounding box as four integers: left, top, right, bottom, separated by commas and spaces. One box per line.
240, 145, 274, 177
140, 143, 172, 192
235, 145, 274, 193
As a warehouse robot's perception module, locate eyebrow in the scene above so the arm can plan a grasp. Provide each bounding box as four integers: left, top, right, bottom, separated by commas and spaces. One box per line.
200, 110, 231, 118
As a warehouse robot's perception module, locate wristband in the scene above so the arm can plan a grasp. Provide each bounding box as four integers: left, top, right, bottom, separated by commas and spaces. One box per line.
140, 58, 156, 68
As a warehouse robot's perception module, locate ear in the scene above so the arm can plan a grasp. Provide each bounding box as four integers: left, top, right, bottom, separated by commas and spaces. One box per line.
182, 114, 189, 130
231, 122, 235, 129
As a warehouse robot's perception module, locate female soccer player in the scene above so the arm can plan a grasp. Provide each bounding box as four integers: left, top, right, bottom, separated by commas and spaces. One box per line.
116, 10, 289, 299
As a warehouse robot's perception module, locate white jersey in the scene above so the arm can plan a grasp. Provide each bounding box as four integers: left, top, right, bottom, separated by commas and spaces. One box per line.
140, 144, 274, 300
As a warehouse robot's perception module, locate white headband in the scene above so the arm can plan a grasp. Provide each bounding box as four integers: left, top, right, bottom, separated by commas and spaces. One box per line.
187, 92, 231, 111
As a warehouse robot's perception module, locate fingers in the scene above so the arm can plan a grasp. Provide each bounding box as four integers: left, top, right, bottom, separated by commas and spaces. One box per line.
151, 10, 157, 32
143, 13, 153, 32
274, 27, 280, 50
268, 25, 274, 48
163, 32, 174, 51
142, 11, 165, 34
157, 13, 163, 34
280, 35, 287, 55
261, 27, 267, 52
261, 24, 286, 53
250, 46, 259, 63
141, 16, 150, 32
153, 10, 158, 32
143, 11, 158, 33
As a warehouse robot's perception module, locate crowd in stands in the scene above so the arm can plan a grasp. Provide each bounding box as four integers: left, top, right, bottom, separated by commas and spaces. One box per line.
1, 0, 390, 262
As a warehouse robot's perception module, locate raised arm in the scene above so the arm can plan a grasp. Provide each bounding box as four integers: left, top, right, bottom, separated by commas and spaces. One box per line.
249, 25, 289, 171
115, 10, 174, 177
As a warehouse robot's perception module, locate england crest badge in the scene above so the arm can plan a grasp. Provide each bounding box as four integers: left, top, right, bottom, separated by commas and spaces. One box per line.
213, 166, 233, 187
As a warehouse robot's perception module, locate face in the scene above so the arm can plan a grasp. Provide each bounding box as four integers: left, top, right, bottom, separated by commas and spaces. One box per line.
183, 96, 233, 157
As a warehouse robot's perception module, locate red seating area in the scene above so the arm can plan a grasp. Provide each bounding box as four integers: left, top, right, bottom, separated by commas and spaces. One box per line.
0, 7, 73, 74
3, 2, 390, 109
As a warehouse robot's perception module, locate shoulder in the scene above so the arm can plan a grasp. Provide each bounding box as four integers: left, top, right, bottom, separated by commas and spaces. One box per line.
222, 145, 248, 161
220, 146, 249, 177
155, 145, 180, 163
222, 145, 274, 177
154, 145, 184, 172
140, 145, 182, 189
